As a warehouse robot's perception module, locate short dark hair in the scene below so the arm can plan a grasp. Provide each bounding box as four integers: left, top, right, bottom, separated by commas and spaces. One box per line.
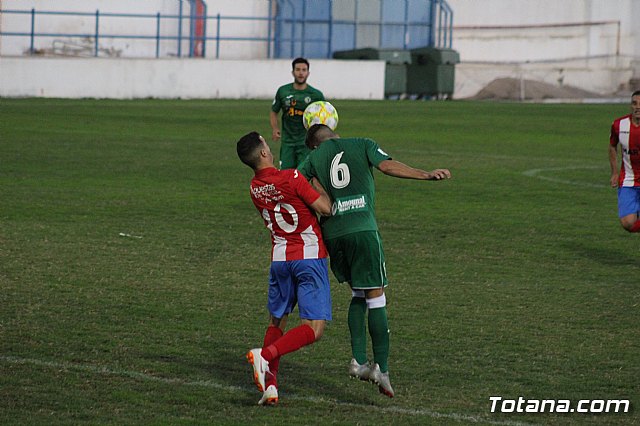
237, 131, 263, 169
305, 124, 336, 149
632, 90, 640, 98
292, 57, 310, 70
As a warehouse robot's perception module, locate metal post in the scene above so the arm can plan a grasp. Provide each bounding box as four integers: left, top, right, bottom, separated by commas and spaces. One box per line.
289, 1, 295, 56
267, 0, 272, 58
438, 1, 443, 47
378, 0, 383, 50
94, 9, 99, 57
354, 0, 358, 49
429, 0, 436, 47
327, 0, 333, 58
216, 13, 220, 59
156, 12, 161, 58
448, 5, 453, 48
275, 0, 282, 58
188, 0, 194, 57
201, 2, 207, 57
178, 0, 183, 57
403, 0, 408, 49
29, 8, 35, 55
301, 0, 306, 57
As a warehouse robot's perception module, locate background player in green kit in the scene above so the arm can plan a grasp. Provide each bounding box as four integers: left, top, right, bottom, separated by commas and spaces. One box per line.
270, 57, 324, 169
299, 124, 451, 398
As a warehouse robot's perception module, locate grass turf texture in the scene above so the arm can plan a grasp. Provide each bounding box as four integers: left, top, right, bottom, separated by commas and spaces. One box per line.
0, 98, 638, 425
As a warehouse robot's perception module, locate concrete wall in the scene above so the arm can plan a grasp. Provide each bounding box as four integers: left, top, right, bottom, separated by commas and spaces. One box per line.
0, 56, 385, 99
447, 0, 639, 97
1, 0, 638, 99
0, 0, 271, 59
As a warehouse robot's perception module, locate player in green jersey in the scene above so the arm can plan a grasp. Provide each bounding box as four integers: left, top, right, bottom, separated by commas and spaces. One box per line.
299, 124, 451, 398
270, 57, 325, 169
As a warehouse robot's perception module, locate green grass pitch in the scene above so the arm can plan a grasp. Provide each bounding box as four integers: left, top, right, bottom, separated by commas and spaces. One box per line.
0, 98, 638, 425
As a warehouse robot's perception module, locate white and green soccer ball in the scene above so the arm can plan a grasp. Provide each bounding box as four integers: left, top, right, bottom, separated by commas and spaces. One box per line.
303, 101, 339, 130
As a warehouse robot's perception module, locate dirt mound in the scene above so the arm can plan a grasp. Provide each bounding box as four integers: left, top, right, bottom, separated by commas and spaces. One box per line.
469, 77, 603, 101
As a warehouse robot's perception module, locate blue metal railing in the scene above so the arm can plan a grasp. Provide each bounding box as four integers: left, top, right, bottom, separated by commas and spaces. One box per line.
1, 8, 199, 58
436, 0, 454, 48
0, 1, 452, 59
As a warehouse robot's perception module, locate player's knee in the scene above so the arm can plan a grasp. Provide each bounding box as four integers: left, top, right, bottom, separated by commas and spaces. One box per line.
621, 219, 637, 232
620, 214, 639, 231
309, 320, 326, 341
366, 294, 387, 309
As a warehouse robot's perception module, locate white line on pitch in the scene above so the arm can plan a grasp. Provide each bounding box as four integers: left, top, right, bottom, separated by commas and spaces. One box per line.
522, 165, 608, 188
0, 355, 535, 426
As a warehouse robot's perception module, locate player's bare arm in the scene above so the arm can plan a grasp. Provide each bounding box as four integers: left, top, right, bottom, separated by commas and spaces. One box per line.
377, 159, 451, 181
608, 144, 619, 188
310, 177, 332, 216
269, 110, 281, 141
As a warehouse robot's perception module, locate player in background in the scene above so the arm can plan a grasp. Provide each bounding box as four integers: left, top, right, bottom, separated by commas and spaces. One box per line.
270, 57, 325, 169
609, 90, 640, 232
299, 124, 451, 398
236, 131, 333, 406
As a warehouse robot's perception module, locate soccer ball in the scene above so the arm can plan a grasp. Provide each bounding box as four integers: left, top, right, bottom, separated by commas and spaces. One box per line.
303, 101, 339, 130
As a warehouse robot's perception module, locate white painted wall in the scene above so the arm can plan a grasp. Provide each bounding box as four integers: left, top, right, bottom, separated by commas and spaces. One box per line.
446, 0, 639, 97
448, 0, 637, 60
0, 56, 385, 99
0, 0, 271, 59
1, 0, 638, 99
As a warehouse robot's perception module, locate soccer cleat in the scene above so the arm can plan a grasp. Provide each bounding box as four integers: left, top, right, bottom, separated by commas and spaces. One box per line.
258, 385, 279, 406
348, 358, 372, 381
246, 348, 270, 392
369, 363, 394, 398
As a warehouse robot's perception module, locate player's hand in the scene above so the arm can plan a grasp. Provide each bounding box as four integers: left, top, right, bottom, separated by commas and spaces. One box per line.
272, 129, 281, 141
610, 174, 619, 188
427, 169, 451, 180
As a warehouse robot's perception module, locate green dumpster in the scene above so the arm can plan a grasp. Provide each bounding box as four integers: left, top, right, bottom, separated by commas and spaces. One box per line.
333, 48, 411, 97
406, 47, 460, 98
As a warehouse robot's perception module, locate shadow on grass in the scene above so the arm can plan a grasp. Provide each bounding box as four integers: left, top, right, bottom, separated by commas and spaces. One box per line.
565, 241, 640, 267
186, 346, 380, 407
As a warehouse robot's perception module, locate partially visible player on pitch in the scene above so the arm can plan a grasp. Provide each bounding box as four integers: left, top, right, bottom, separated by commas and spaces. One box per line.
237, 131, 332, 406
299, 124, 451, 398
609, 90, 640, 232
270, 57, 325, 169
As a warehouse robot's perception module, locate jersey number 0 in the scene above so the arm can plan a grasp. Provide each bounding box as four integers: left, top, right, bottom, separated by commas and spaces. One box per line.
262, 203, 298, 233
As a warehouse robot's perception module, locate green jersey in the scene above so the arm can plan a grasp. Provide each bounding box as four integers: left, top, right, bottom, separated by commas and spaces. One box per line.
271, 83, 324, 145
299, 137, 391, 239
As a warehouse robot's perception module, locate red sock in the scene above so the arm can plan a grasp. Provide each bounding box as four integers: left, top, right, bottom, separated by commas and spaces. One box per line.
261, 324, 316, 362
262, 326, 283, 387
631, 220, 640, 232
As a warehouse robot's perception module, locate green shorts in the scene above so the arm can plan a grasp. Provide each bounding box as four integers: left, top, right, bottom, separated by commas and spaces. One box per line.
280, 142, 311, 170
325, 231, 388, 290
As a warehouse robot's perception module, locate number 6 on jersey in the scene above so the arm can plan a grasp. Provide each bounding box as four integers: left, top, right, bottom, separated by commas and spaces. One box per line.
331, 151, 350, 189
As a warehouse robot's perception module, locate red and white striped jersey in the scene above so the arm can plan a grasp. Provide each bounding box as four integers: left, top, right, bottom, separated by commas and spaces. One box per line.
250, 167, 327, 261
610, 114, 640, 187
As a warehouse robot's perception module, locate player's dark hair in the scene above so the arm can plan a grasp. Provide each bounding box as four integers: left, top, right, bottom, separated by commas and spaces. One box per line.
292, 57, 310, 70
237, 131, 263, 169
305, 124, 336, 149
632, 90, 640, 98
